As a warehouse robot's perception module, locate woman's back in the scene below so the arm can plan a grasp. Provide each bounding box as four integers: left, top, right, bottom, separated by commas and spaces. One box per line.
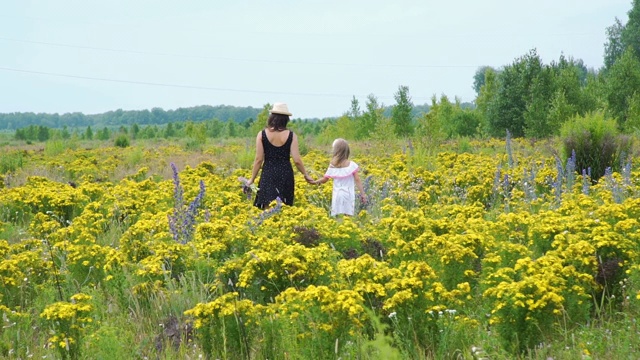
254, 129, 295, 207
264, 128, 290, 146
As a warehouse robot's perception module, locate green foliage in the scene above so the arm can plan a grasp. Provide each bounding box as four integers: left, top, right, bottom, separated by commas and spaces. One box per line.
14, 125, 50, 142
621, 0, 640, 61
391, 85, 414, 137
560, 111, 631, 181
361, 312, 402, 360
318, 115, 357, 145
96, 127, 110, 140
483, 50, 596, 139
488, 49, 546, 137
44, 139, 68, 157
371, 115, 396, 152
85, 126, 93, 140
0, 151, 24, 174
249, 103, 271, 136
0, 105, 262, 131
543, 90, 576, 137
130, 123, 140, 139
605, 48, 640, 129
414, 96, 446, 150
361, 94, 383, 139
114, 135, 130, 148
627, 92, 640, 132
605, 18, 625, 70
472, 66, 495, 95
163, 123, 176, 138
476, 67, 499, 136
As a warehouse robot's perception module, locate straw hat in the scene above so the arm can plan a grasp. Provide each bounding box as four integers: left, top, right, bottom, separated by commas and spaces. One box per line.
270, 102, 292, 116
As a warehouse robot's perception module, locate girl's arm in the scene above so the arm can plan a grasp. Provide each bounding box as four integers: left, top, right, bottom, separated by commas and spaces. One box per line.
290, 133, 313, 183
247, 132, 264, 186
313, 176, 330, 185
354, 171, 367, 202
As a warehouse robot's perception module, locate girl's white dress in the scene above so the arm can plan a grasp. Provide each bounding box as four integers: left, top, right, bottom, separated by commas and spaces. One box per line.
324, 161, 359, 216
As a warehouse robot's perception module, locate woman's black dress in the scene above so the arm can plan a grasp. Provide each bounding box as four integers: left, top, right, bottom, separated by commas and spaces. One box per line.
254, 130, 295, 208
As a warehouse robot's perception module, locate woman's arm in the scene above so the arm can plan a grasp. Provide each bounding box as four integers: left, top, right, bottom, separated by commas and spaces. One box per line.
247, 132, 264, 186
290, 132, 313, 183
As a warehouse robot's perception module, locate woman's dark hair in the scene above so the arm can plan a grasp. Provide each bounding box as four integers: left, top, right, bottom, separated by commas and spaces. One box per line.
267, 113, 289, 131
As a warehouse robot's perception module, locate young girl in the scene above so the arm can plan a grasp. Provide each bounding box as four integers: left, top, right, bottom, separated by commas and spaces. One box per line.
312, 138, 367, 216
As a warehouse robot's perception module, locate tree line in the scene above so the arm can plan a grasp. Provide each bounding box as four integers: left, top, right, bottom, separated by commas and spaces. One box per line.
0, 105, 262, 130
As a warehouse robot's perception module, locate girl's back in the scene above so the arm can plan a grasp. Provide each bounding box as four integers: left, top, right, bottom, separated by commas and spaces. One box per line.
325, 161, 359, 216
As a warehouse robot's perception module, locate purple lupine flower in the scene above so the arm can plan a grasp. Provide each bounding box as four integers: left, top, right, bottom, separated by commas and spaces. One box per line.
582, 168, 590, 195
565, 150, 576, 192
553, 155, 564, 204
168, 164, 206, 244
506, 129, 514, 168
622, 157, 632, 188
604, 167, 623, 204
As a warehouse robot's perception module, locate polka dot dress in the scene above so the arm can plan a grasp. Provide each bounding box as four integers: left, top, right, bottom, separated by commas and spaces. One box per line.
254, 130, 295, 208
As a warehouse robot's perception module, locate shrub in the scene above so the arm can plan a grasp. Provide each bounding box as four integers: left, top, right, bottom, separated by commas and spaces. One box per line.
560, 111, 632, 182
0, 151, 23, 174
114, 135, 130, 148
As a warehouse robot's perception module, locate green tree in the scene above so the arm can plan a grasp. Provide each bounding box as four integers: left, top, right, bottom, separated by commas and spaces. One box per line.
621, 0, 640, 61
371, 115, 396, 152
349, 96, 361, 120
208, 119, 224, 138
37, 126, 50, 142
415, 95, 446, 149
362, 94, 382, 139
226, 120, 238, 138
624, 91, 640, 132
604, 18, 625, 70
96, 127, 110, 140
392, 85, 414, 137
164, 122, 176, 138
523, 66, 555, 138
250, 104, 271, 136
130, 123, 140, 139
85, 126, 93, 140
605, 48, 640, 129
349, 96, 367, 140
451, 108, 481, 137
472, 66, 495, 94
61, 126, 70, 139
487, 49, 548, 137
545, 90, 576, 136
581, 72, 607, 114
475, 67, 499, 136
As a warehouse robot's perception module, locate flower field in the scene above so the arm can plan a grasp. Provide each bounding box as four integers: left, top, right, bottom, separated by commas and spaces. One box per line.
1, 136, 639, 359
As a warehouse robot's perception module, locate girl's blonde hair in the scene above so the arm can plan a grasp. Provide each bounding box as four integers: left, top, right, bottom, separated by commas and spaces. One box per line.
331, 138, 350, 167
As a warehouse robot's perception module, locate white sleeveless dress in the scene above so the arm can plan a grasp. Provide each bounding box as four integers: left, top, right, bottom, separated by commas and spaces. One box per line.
324, 161, 359, 216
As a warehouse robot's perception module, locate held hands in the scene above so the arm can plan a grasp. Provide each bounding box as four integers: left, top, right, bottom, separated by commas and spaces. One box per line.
304, 173, 315, 184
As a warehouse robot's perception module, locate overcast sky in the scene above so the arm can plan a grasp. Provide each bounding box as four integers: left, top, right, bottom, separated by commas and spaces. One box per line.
0, 0, 632, 119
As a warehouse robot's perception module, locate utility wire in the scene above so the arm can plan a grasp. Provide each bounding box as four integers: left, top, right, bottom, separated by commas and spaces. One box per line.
0, 36, 478, 69
0, 66, 431, 100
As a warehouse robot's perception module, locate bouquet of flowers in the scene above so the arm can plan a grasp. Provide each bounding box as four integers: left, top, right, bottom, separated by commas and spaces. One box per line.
238, 177, 259, 200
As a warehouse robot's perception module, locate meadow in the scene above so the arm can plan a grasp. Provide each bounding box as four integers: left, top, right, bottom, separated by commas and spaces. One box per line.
0, 134, 639, 359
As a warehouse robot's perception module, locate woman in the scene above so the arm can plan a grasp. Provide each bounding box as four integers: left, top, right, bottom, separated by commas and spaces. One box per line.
246, 103, 313, 209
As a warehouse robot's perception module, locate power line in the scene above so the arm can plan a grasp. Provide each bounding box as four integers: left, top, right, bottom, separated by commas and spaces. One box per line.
0, 65, 433, 100
0, 36, 479, 69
